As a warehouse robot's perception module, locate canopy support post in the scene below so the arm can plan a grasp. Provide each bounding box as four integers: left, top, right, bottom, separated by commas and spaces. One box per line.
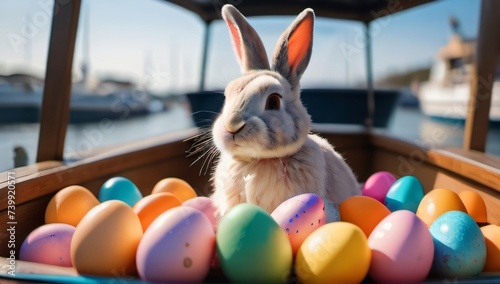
199, 21, 212, 91
463, 0, 500, 152
37, 0, 82, 162
364, 21, 375, 129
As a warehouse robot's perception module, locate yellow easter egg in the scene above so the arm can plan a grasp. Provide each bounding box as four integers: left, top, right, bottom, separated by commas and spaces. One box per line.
416, 188, 467, 227
151, 178, 197, 203
295, 222, 371, 284
45, 185, 100, 227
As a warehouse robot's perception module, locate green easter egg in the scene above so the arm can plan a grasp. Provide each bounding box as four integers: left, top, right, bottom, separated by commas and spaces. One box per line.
216, 203, 292, 283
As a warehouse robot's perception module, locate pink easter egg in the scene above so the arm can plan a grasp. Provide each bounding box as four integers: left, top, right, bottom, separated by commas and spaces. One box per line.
368, 210, 434, 283
19, 223, 75, 267
183, 196, 219, 231
136, 206, 215, 283
362, 171, 396, 204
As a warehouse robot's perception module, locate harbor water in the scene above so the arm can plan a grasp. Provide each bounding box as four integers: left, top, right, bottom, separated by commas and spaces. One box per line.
1, 102, 499, 172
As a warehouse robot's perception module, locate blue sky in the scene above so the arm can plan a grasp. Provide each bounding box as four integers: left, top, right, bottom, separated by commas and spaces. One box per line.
0, 0, 481, 93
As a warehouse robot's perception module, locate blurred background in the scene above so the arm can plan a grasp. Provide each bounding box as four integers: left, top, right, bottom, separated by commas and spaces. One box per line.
1, 0, 497, 172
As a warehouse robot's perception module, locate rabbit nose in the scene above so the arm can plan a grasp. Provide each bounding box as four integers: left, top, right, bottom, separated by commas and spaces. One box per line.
225, 122, 245, 135
224, 111, 246, 134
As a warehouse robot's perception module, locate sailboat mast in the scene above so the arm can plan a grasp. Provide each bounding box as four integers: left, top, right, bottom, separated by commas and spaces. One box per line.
81, 0, 90, 86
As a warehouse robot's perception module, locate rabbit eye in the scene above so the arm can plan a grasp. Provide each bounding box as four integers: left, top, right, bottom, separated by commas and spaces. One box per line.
265, 93, 281, 110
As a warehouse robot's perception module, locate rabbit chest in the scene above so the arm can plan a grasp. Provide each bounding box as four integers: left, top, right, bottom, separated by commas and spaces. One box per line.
213, 136, 329, 214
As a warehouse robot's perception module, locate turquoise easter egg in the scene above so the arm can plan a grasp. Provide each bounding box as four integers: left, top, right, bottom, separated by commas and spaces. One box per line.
98, 177, 143, 207
217, 203, 292, 283
385, 176, 424, 213
429, 211, 486, 278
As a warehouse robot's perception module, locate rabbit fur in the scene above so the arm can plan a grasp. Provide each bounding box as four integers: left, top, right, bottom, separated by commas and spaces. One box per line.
210, 4, 361, 216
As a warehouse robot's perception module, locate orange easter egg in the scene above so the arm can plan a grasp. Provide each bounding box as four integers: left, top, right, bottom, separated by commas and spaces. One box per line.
45, 185, 100, 227
416, 188, 467, 227
459, 191, 488, 223
152, 178, 197, 203
481, 224, 500, 272
339, 196, 391, 238
133, 193, 182, 231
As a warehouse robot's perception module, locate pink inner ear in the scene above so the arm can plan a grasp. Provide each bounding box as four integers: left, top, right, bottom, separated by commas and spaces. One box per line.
287, 16, 313, 71
227, 19, 243, 64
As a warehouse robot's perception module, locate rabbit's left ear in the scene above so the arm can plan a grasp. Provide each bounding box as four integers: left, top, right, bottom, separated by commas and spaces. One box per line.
222, 4, 270, 73
272, 9, 314, 90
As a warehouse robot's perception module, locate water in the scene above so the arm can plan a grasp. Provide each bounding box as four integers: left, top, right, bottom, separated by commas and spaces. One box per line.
1, 104, 499, 172
388, 106, 500, 155
0, 103, 195, 172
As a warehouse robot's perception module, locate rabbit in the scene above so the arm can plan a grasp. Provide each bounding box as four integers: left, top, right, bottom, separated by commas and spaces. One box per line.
209, 4, 361, 217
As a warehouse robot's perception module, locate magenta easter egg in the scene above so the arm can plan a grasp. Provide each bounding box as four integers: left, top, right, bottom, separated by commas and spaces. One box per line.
271, 193, 326, 256
362, 171, 396, 204
136, 206, 215, 283
368, 210, 434, 283
19, 223, 75, 267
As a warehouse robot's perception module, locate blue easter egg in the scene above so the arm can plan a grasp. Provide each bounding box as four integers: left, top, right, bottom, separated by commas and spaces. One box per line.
429, 211, 486, 278
98, 177, 143, 207
385, 176, 424, 213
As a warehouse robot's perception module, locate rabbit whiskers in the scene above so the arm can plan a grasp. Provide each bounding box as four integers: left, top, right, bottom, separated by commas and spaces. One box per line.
185, 128, 220, 176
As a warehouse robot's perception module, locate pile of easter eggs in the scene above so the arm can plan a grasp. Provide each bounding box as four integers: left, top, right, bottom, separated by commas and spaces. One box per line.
20, 176, 217, 282
18, 172, 500, 283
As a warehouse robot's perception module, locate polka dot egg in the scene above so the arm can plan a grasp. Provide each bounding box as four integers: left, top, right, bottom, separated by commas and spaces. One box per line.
271, 193, 327, 256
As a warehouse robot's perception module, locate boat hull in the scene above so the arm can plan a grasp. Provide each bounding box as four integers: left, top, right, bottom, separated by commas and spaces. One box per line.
0, 91, 155, 124
419, 81, 500, 123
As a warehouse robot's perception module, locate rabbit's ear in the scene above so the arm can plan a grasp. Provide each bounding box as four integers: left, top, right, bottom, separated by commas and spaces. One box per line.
272, 8, 314, 90
222, 4, 270, 73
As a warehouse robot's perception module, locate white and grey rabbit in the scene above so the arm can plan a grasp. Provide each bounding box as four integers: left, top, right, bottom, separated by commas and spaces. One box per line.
209, 4, 360, 216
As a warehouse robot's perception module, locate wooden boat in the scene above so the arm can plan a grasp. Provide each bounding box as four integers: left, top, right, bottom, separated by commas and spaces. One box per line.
1, 0, 499, 282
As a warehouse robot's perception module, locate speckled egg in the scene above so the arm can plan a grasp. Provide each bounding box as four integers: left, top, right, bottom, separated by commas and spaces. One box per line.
429, 211, 486, 278
271, 193, 327, 256
136, 206, 215, 283
19, 223, 75, 267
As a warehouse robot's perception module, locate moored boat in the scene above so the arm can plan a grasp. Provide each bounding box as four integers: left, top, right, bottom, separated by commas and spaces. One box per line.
419, 17, 500, 123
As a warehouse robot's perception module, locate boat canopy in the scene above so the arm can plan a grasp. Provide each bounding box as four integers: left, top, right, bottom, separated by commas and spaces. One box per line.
167, 0, 435, 23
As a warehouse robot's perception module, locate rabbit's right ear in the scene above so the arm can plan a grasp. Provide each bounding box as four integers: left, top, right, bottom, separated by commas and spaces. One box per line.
222, 4, 270, 73
272, 8, 314, 91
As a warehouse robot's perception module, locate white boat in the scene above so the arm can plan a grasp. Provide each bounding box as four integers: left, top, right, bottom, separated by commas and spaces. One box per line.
419, 22, 500, 122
